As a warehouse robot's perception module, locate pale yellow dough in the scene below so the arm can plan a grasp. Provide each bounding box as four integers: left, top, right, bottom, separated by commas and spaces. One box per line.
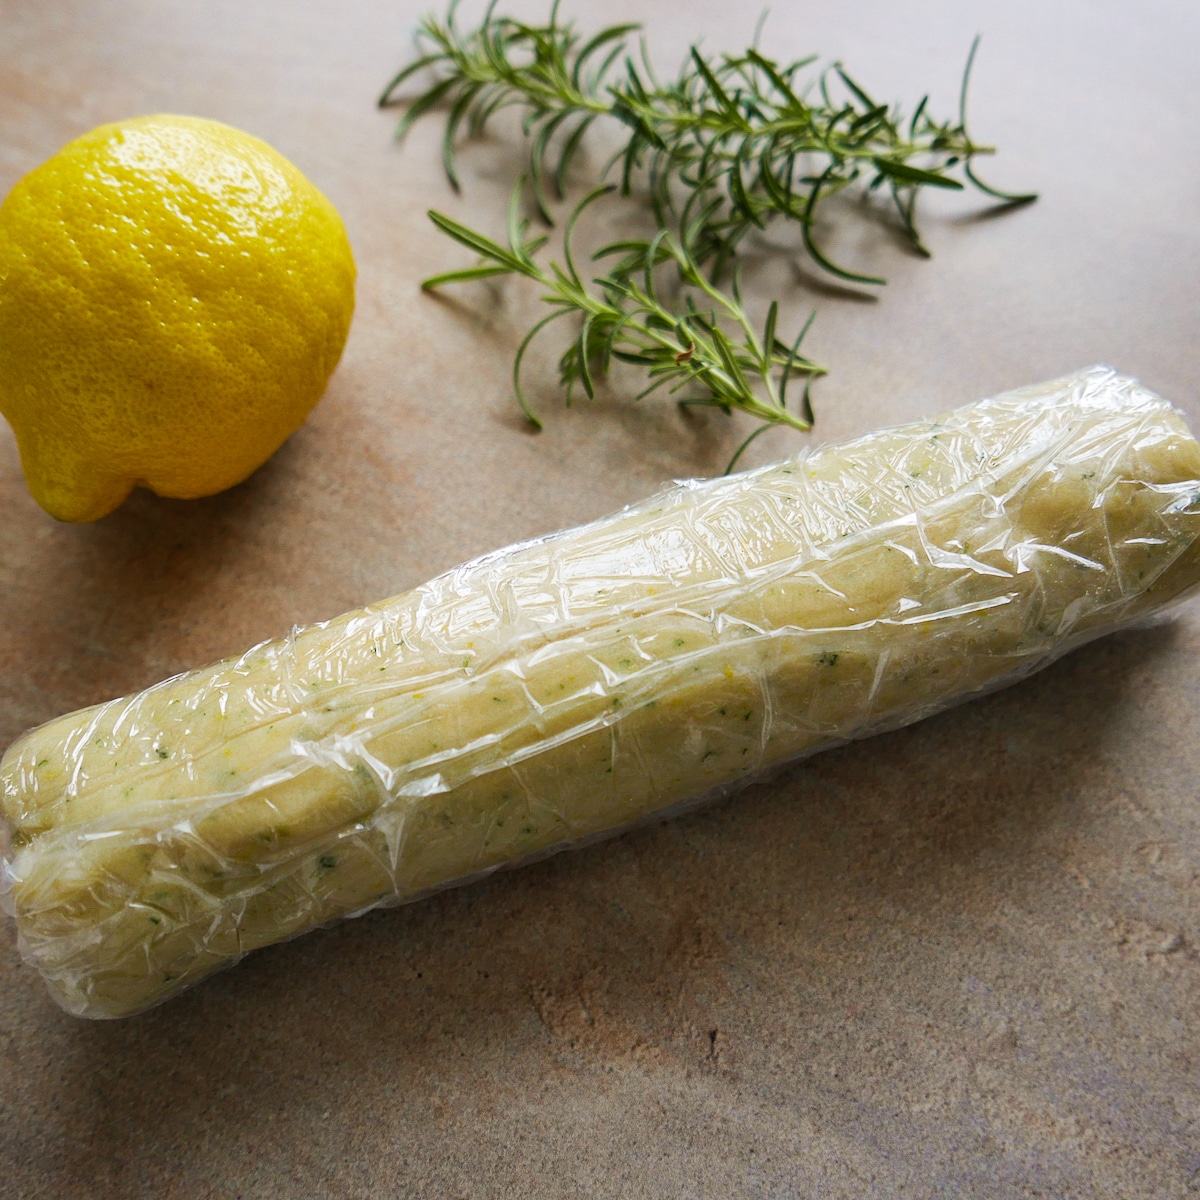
4, 366, 1200, 1017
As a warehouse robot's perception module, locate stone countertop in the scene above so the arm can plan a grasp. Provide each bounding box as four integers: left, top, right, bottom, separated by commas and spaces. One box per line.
0, 1, 1197, 1196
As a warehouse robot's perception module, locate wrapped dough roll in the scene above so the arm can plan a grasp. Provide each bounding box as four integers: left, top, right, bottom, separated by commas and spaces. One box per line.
4, 365, 1200, 1018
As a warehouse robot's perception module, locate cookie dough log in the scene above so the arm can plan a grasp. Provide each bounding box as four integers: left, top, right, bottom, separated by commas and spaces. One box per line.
4, 366, 1200, 1018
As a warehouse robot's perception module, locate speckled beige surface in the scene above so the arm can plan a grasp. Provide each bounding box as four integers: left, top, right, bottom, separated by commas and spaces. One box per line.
1, 1, 1198, 1196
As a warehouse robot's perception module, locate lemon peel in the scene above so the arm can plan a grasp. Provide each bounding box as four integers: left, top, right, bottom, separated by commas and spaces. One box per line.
0, 114, 356, 522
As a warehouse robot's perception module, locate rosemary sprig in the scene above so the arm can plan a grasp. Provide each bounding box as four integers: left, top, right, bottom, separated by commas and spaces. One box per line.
389, 3, 1035, 468
382, 2, 1036, 285
424, 182, 823, 470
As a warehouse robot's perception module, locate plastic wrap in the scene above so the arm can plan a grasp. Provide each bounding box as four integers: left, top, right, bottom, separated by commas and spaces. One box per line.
4, 365, 1200, 1018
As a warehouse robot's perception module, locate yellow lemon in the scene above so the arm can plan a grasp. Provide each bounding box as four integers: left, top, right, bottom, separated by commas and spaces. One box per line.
0, 114, 356, 522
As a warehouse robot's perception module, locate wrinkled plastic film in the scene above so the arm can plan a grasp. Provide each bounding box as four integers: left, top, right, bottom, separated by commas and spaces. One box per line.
4, 365, 1200, 1018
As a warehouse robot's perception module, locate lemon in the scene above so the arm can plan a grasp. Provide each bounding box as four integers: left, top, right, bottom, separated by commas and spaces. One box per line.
0, 114, 356, 522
